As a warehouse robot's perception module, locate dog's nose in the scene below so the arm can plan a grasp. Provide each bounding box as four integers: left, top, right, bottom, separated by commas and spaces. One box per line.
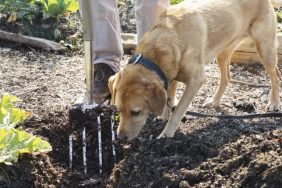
117, 133, 128, 141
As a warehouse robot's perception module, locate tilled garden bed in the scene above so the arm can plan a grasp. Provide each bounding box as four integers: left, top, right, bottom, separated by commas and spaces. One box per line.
0, 46, 281, 187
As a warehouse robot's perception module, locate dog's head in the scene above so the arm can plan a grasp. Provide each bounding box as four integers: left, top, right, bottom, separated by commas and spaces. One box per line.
108, 66, 167, 141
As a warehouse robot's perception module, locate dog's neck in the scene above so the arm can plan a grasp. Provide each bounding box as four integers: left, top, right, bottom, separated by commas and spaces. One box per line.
136, 30, 180, 83
128, 54, 169, 89
139, 52, 178, 84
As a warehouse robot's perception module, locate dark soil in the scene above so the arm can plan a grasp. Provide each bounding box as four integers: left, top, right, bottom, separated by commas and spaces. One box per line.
108, 116, 282, 188
1, 42, 282, 188
1, 1, 282, 188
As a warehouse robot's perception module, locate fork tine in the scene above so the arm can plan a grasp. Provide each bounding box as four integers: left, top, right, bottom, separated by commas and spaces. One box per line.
97, 115, 103, 174
69, 134, 73, 169
82, 127, 87, 175
111, 114, 116, 163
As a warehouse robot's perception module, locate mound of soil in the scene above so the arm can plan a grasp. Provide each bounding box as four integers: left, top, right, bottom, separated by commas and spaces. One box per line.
68, 105, 123, 175
108, 117, 282, 188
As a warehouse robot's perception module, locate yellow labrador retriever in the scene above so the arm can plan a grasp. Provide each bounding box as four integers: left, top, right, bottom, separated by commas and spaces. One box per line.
109, 0, 281, 141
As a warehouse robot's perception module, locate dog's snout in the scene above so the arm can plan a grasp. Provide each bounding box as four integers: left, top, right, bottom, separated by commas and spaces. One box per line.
117, 131, 128, 141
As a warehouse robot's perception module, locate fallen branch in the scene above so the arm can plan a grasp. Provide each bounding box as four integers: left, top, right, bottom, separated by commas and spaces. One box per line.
0, 29, 67, 52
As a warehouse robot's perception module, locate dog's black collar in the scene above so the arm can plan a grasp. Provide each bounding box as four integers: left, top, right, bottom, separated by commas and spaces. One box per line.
128, 54, 168, 90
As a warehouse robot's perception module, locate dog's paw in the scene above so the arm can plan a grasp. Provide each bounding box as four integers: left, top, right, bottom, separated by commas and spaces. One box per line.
157, 130, 174, 139
203, 98, 220, 108
266, 101, 280, 111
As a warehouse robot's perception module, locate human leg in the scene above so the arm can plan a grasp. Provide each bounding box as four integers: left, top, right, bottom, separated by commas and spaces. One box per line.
135, 0, 169, 41
78, 0, 123, 104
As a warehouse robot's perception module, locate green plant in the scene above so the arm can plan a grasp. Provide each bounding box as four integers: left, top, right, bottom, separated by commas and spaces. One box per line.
0, 93, 52, 165
276, 10, 282, 33
277, 11, 282, 23
0, 0, 45, 22
0, 128, 52, 165
0, 0, 79, 22
170, 0, 183, 5
0, 94, 30, 128
32, 0, 79, 18
0, 0, 31, 14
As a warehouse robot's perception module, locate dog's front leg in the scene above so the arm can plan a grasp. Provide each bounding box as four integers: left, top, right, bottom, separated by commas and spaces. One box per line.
157, 74, 205, 138
161, 81, 178, 120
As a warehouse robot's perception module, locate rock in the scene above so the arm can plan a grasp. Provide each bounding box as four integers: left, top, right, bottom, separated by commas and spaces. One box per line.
179, 180, 191, 188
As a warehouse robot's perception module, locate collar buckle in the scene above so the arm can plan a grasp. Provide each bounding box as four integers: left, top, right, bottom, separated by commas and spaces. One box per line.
133, 54, 142, 64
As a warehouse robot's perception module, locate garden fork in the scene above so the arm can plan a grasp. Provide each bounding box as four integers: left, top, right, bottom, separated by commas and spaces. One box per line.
68, 0, 117, 175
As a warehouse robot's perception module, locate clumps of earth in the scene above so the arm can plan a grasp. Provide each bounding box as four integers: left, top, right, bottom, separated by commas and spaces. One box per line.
108, 116, 282, 188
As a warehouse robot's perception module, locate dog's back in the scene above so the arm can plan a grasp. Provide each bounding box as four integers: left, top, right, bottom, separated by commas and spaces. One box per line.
143, 0, 277, 65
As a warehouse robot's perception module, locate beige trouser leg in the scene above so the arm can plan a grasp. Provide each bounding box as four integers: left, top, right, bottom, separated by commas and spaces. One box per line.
136, 0, 169, 41
78, 0, 169, 72
78, 0, 122, 72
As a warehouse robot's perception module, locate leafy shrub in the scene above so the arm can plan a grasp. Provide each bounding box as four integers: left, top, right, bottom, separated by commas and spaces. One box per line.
0, 0, 79, 21
31, 0, 79, 18
0, 128, 53, 165
0, 0, 44, 21
0, 93, 52, 165
0, 94, 30, 128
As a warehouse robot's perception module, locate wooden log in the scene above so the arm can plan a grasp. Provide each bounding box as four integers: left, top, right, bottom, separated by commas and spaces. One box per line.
231, 34, 282, 64
0, 29, 67, 52
121, 33, 137, 50
232, 51, 282, 64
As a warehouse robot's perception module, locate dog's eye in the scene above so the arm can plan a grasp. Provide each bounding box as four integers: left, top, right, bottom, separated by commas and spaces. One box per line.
131, 110, 141, 116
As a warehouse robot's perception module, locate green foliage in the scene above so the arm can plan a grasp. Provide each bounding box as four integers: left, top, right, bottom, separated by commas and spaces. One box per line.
0, 128, 52, 165
0, 0, 31, 13
37, 0, 79, 18
0, 0, 79, 21
114, 114, 120, 122
276, 10, 282, 33
0, 94, 52, 165
0, 93, 30, 128
277, 11, 282, 23
0, 0, 43, 21
170, 0, 183, 5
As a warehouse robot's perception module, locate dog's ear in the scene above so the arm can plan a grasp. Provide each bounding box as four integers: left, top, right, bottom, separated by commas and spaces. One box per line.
148, 84, 167, 116
108, 73, 121, 105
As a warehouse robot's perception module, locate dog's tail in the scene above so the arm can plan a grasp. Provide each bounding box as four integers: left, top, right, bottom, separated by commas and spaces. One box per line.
272, 0, 282, 8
